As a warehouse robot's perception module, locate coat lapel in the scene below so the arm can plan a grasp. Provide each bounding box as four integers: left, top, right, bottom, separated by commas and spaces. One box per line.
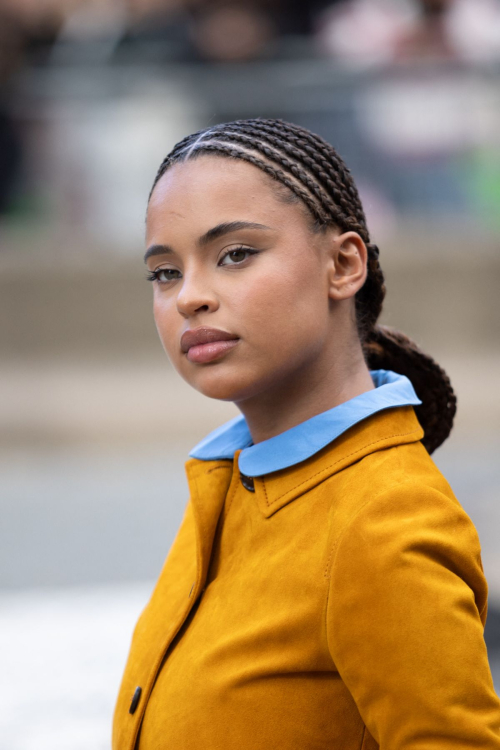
186, 458, 235, 601
112, 459, 233, 750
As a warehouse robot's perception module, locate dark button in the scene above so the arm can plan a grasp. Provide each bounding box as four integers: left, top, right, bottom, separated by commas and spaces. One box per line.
129, 686, 142, 715
240, 473, 255, 492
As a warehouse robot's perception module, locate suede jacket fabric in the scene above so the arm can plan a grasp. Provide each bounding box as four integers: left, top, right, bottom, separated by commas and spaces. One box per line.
113, 405, 500, 750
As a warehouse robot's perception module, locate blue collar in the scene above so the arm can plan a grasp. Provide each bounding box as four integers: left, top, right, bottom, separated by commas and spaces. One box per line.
189, 369, 421, 477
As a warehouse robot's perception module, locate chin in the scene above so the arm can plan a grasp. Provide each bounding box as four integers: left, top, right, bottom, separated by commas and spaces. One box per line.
183, 365, 264, 403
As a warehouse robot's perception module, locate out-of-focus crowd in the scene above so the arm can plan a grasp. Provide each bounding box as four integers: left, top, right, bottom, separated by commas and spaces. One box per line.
0, 0, 499, 220
0, 0, 499, 70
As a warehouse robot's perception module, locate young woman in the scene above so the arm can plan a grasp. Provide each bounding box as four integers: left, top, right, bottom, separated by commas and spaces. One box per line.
113, 118, 500, 750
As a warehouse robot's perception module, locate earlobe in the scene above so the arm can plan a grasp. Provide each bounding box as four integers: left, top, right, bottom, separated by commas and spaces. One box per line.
327, 231, 368, 301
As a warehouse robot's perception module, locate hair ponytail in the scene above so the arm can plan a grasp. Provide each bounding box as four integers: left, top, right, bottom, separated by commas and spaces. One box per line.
354, 242, 457, 454
150, 117, 457, 452
363, 326, 457, 454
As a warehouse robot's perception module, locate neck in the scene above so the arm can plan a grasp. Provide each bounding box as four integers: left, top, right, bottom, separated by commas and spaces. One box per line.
236, 337, 375, 445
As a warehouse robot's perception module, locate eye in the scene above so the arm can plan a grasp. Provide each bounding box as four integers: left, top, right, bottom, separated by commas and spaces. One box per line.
219, 247, 255, 266
146, 268, 181, 283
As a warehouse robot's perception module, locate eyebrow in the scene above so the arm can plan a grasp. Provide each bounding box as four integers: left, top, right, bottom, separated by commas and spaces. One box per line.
143, 221, 273, 263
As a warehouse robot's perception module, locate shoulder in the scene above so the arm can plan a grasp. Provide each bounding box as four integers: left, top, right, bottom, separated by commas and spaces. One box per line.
323, 436, 464, 540
326, 443, 487, 619
324, 447, 498, 749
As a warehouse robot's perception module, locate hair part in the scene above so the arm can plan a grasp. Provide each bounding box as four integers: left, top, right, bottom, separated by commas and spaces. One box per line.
149, 118, 456, 453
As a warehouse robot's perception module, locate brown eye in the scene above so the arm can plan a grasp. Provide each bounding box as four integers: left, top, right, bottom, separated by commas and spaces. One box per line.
157, 268, 181, 282
229, 250, 246, 262
219, 248, 254, 266
146, 268, 181, 283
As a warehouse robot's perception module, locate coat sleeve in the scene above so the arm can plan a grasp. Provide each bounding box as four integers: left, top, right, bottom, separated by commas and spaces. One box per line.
326, 480, 500, 749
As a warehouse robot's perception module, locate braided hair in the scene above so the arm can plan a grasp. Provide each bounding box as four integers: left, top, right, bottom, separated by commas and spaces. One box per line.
149, 118, 456, 453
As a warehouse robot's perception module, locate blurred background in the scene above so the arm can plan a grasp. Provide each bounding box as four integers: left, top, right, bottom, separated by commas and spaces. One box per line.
1, 0, 499, 747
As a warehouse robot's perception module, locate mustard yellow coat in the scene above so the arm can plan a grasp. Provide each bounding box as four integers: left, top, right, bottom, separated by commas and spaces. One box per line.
113, 406, 500, 749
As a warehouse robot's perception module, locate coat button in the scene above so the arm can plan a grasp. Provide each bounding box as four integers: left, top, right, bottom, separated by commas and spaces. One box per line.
240, 473, 255, 492
129, 686, 142, 715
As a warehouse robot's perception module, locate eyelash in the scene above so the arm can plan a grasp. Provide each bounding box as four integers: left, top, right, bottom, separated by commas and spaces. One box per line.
146, 246, 257, 284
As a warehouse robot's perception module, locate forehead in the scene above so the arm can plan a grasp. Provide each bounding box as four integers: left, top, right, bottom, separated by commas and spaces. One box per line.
147, 155, 303, 236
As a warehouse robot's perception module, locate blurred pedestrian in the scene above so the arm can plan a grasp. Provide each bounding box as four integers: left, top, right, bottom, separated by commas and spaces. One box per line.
317, 0, 500, 65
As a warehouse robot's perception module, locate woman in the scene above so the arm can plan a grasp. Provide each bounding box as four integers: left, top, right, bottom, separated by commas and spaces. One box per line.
113, 118, 500, 749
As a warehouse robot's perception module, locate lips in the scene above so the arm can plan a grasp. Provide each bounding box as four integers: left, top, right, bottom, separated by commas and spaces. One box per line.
180, 327, 240, 364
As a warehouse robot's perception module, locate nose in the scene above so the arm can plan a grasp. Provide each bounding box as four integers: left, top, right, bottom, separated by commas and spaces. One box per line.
176, 271, 219, 318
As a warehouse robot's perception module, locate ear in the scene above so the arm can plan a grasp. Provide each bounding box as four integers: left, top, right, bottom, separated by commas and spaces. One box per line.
326, 231, 368, 301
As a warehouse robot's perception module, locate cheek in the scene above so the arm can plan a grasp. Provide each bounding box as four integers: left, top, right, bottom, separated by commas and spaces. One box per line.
236, 260, 328, 348
153, 294, 180, 359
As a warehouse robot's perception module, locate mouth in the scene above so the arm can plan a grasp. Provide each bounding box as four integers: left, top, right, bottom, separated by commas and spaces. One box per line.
180, 327, 240, 364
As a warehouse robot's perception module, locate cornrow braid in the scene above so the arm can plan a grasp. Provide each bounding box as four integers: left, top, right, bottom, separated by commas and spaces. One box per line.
225, 120, 369, 234
190, 131, 340, 222
149, 118, 456, 453
189, 141, 332, 224
219, 120, 371, 240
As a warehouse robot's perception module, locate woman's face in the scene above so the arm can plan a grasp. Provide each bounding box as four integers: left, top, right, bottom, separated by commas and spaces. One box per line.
145, 156, 350, 404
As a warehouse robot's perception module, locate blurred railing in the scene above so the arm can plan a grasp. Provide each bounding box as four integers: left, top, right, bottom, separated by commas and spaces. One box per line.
2, 58, 500, 252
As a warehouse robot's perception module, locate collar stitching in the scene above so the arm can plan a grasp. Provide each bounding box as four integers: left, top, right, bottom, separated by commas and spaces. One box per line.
263, 428, 422, 506
262, 477, 270, 507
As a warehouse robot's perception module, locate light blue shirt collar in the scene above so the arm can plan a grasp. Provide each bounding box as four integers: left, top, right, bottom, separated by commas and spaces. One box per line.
189, 369, 421, 477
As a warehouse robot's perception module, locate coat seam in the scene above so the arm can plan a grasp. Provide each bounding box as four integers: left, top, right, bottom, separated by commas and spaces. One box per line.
207, 465, 232, 475
186, 462, 232, 483
267, 429, 421, 507
322, 462, 407, 688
